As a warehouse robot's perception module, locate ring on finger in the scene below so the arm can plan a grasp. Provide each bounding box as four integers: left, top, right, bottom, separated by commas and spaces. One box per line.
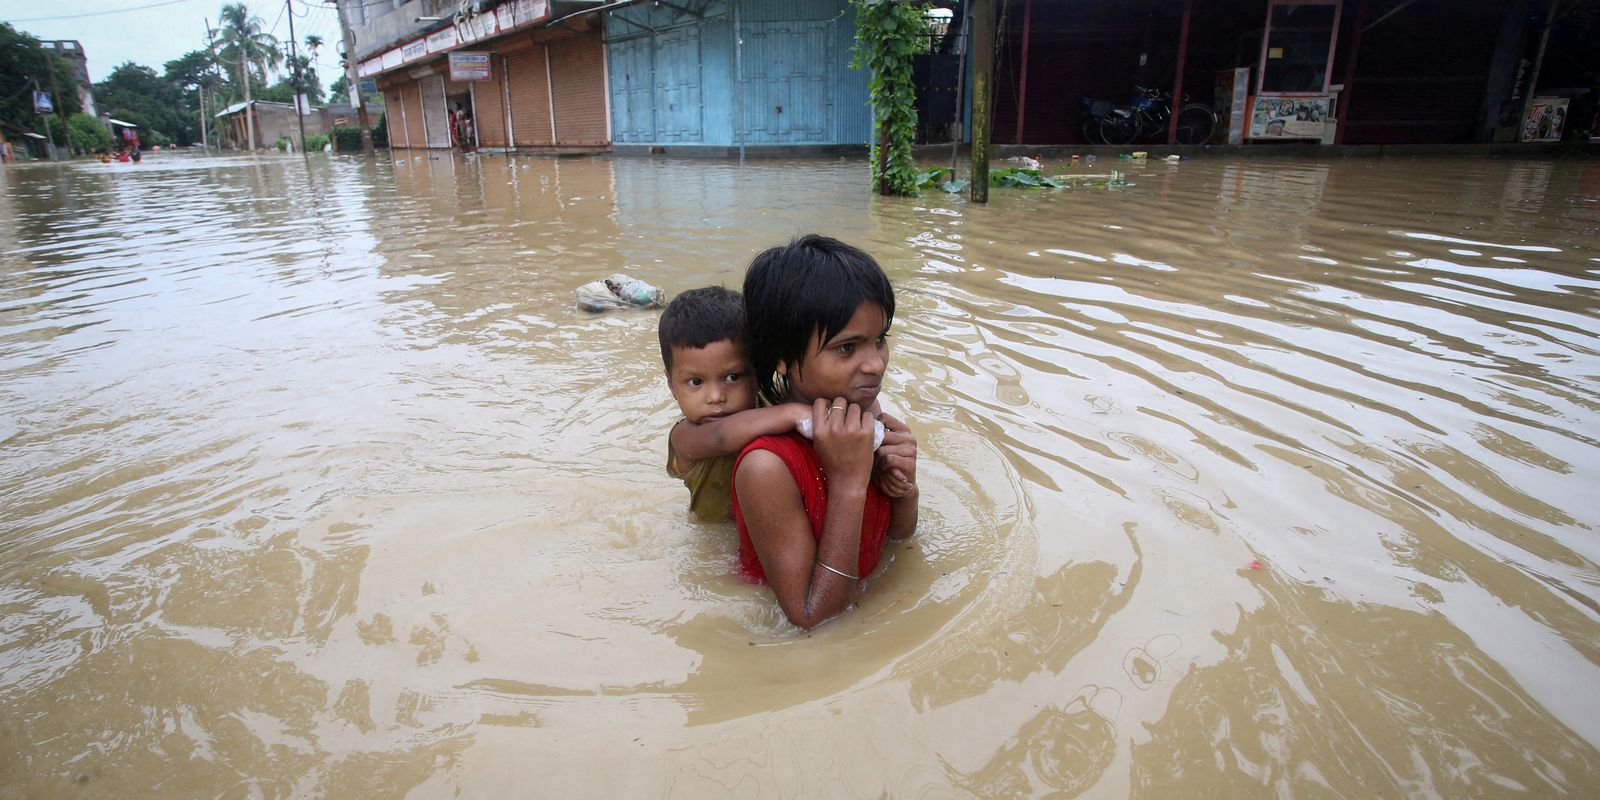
827, 404, 846, 419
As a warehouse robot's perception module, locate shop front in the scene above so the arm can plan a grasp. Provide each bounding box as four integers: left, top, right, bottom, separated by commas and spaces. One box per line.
360, 0, 610, 152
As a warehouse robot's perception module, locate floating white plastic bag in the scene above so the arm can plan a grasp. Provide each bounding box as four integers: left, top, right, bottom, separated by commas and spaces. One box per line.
576, 273, 664, 312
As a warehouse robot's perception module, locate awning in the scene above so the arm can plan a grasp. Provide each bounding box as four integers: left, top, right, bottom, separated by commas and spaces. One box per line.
107, 118, 138, 128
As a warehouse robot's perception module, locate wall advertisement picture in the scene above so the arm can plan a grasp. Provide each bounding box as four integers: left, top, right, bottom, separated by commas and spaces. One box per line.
1248, 95, 1331, 140
1522, 97, 1569, 143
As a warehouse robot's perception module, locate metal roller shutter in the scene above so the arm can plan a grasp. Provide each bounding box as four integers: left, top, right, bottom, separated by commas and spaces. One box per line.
549, 37, 609, 145
473, 59, 509, 148
505, 47, 553, 146
385, 88, 409, 147
403, 81, 427, 149
420, 75, 449, 147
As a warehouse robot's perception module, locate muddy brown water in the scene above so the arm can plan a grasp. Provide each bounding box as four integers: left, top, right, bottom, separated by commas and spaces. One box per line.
1, 152, 1598, 797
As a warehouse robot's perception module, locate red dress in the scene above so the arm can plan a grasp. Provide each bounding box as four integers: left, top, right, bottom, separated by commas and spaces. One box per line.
730, 432, 893, 584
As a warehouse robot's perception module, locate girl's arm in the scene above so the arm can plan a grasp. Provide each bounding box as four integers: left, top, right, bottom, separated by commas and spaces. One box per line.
735, 398, 877, 630
670, 403, 810, 463
875, 413, 920, 538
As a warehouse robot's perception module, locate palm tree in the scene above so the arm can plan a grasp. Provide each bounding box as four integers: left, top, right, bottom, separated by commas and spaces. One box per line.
304, 34, 323, 54
215, 2, 280, 150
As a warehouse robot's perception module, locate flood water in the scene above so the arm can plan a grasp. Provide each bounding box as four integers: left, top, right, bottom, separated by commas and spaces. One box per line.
2, 150, 1598, 797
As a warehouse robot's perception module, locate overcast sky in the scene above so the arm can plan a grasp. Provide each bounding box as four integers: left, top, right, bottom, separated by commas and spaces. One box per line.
1, 0, 348, 85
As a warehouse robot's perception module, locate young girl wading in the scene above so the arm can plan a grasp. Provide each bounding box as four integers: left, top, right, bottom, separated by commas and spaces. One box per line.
733, 235, 919, 629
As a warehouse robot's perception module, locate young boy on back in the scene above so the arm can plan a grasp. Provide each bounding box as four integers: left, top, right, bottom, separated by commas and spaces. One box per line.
660, 287, 810, 522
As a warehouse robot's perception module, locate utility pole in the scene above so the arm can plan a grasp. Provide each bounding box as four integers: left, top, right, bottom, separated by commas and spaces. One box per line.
334, 0, 375, 156
199, 83, 208, 149
287, 0, 309, 153
200, 21, 215, 149
969, 0, 994, 203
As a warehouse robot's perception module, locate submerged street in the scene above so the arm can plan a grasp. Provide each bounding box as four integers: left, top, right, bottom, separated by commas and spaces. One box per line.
2, 151, 1598, 795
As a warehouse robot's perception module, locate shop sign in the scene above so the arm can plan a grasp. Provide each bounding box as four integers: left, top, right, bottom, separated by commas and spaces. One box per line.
427, 27, 459, 54
1248, 95, 1330, 140
359, 57, 383, 78
457, 12, 500, 44
359, 78, 378, 95
449, 52, 492, 82
32, 91, 53, 113
497, 0, 550, 31
401, 40, 428, 63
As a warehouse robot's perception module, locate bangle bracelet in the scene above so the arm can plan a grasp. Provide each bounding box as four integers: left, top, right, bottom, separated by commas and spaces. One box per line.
816, 559, 860, 580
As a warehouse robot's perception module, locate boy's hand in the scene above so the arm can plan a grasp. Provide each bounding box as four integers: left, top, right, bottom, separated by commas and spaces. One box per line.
788, 401, 813, 432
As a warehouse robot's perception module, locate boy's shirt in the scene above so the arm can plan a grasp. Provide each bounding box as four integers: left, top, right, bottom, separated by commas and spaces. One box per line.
667, 437, 736, 522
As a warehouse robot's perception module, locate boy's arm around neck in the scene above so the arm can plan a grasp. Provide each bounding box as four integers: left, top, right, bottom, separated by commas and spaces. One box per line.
670, 403, 810, 463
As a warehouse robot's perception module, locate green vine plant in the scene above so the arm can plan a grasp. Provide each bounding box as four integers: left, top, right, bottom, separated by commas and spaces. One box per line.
851, 0, 928, 197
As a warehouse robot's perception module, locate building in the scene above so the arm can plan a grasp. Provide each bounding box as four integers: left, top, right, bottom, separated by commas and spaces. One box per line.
214, 101, 335, 149
346, 0, 610, 151
343, 0, 872, 155
962, 0, 1598, 148
40, 40, 96, 118
603, 0, 872, 155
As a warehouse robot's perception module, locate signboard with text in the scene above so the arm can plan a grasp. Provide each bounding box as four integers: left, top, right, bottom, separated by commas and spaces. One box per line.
32, 91, 53, 114
449, 52, 492, 82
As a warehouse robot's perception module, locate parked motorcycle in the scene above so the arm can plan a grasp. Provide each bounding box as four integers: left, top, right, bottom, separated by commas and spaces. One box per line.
1080, 86, 1218, 146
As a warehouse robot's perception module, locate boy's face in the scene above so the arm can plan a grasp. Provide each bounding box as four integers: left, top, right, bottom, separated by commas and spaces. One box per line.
667, 339, 758, 424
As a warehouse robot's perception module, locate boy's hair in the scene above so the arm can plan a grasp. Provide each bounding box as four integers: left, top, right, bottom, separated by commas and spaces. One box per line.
743, 234, 895, 406
658, 286, 746, 371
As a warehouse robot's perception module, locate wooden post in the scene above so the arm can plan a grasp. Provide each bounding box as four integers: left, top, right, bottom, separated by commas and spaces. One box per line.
1334, 0, 1368, 145
1518, 0, 1561, 140
1014, 0, 1032, 144
969, 0, 994, 203
1166, 0, 1193, 145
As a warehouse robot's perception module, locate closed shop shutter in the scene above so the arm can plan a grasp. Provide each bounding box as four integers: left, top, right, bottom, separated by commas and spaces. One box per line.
420, 74, 449, 148
505, 47, 553, 146
385, 88, 409, 147
403, 81, 426, 148
549, 37, 609, 146
473, 58, 509, 148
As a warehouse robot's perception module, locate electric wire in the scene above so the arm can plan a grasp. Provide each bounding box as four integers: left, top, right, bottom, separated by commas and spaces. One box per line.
1, 0, 200, 24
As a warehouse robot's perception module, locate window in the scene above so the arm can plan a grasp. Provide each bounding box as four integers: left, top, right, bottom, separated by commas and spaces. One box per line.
1258, 1, 1340, 95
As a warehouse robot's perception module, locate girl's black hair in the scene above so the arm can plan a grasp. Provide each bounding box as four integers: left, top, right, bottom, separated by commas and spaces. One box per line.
658, 286, 745, 371
742, 234, 895, 405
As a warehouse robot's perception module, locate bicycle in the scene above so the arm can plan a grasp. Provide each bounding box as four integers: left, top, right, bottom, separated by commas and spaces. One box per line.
1080, 86, 1218, 146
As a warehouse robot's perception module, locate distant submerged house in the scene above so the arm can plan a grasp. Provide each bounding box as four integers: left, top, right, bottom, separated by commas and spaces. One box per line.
213, 101, 335, 150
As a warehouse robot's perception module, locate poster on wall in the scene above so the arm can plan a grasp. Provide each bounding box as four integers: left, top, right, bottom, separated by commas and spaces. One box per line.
1214, 68, 1250, 145
1248, 95, 1331, 140
1522, 97, 1569, 142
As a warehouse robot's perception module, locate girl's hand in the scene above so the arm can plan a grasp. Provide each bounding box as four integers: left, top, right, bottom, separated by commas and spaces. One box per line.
873, 412, 918, 494
812, 397, 874, 489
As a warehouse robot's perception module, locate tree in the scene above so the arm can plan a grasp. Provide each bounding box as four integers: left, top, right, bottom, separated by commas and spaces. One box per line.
95, 62, 190, 145
261, 53, 323, 105
164, 49, 221, 143
65, 112, 110, 152
215, 3, 280, 149
0, 23, 81, 145
329, 74, 349, 103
